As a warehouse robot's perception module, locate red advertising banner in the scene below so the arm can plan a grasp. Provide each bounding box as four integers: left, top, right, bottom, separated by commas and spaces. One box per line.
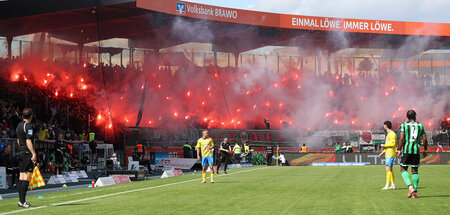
112, 175, 132, 184
137, 0, 450, 36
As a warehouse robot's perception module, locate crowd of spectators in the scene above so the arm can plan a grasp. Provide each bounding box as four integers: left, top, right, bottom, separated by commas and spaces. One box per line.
0, 57, 104, 179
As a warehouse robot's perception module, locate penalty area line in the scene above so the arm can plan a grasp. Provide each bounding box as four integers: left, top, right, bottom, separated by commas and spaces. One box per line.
1, 166, 271, 214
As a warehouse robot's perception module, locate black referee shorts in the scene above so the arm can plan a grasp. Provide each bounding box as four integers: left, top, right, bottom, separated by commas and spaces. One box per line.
19, 151, 34, 172
55, 152, 64, 165
400, 153, 420, 168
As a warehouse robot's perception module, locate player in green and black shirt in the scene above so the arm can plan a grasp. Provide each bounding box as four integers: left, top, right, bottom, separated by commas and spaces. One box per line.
398, 110, 428, 199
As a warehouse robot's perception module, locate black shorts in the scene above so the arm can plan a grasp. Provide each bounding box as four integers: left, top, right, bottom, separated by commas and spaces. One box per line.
19, 151, 34, 172
219, 155, 229, 161
400, 154, 420, 168
55, 153, 64, 164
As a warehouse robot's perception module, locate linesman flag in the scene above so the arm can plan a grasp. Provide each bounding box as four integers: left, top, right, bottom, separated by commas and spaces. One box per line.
29, 166, 46, 190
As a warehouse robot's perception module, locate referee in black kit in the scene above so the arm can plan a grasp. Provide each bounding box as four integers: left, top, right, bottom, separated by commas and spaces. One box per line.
16, 108, 36, 208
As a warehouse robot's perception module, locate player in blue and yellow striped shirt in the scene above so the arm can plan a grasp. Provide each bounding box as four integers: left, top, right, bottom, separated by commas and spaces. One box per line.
379, 121, 397, 190
196, 130, 215, 183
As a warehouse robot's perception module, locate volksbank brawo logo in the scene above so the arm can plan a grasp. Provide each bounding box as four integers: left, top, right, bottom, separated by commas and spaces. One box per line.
176, 2, 185, 14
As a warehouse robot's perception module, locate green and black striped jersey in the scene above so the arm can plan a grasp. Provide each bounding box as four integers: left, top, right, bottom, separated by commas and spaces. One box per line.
400, 121, 426, 154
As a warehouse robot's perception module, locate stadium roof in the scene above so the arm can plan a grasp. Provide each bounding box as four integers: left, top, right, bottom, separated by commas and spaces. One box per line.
1, 0, 450, 56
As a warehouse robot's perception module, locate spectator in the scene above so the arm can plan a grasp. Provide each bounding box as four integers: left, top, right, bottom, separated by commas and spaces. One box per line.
436, 142, 444, 152
278, 153, 289, 166
183, 141, 192, 158
335, 143, 341, 153
341, 142, 347, 153
38, 124, 50, 140
232, 143, 242, 163
64, 128, 74, 141
0, 144, 19, 188
346, 142, 353, 153
301, 144, 307, 153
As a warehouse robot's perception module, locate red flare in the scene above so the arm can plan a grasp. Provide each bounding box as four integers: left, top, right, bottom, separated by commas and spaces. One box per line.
329, 90, 334, 97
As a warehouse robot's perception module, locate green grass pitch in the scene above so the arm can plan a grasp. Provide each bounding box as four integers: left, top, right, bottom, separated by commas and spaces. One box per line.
0, 165, 449, 215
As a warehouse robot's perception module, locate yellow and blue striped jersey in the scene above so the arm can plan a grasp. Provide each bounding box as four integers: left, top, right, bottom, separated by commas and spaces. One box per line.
196, 137, 214, 157
383, 130, 397, 158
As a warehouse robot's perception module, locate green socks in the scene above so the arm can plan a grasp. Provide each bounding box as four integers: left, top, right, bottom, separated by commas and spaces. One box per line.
402, 171, 419, 190
401, 171, 412, 187
412, 173, 419, 191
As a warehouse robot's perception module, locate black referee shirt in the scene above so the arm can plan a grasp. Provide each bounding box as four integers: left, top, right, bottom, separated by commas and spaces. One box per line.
220, 142, 230, 156
16, 121, 33, 152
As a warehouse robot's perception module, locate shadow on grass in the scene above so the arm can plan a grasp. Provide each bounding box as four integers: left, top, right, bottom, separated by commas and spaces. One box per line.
419, 195, 450, 198
396, 187, 427, 190
213, 181, 238, 184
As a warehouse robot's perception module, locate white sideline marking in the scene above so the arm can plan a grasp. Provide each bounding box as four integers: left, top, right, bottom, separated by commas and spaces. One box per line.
1, 167, 270, 214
